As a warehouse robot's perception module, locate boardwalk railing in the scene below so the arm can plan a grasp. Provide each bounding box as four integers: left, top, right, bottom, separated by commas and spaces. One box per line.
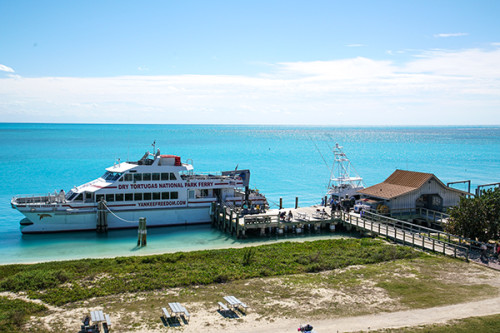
388, 207, 450, 224
338, 210, 469, 261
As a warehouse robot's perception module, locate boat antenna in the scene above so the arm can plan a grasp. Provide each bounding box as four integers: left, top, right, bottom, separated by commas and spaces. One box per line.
308, 134, 331, 173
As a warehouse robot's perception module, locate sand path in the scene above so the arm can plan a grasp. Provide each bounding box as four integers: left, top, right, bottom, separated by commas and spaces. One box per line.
232, 296, 500, 333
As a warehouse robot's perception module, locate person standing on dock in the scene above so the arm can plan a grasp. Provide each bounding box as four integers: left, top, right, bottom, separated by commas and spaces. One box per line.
288, 210, 293, 222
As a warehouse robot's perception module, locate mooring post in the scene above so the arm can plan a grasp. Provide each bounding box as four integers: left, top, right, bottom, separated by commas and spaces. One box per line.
97, 199, 108, 232
137, 217, 147, 247
279, 197, 283, 210
295, 197, 298, 209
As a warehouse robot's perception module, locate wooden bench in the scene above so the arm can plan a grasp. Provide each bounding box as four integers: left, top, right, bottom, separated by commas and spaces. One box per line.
162, 307, 171, 319
218, 301, 229, 312
105, 314, 111, 327
183, 308, 190, 322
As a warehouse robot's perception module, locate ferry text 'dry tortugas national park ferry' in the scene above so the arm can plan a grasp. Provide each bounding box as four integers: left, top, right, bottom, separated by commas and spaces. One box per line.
11, 149, 267, 234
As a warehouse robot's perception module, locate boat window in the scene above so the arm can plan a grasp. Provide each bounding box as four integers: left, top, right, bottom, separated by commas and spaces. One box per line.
134, 173, 142, 182
144, 193, 152, 200
96, 194, 104, 202
106, 194, 114, 202
134, 193, 143, 201
188, 190, 195, 199
152, 173, 160, 181
125, 174, 132, 182
143, 173, 151, 181
161, 173, 169, 181
85, 192, 92, 200
162, 192, 170, 200
171, 191, 178, 199
115, 193, 124, 201
73, 193, 83, 201
153, 192, 160, 200
169, 173, 177, 180
125, 193, 133, 201
67, 192, 78, 201
102, 172, 122, 181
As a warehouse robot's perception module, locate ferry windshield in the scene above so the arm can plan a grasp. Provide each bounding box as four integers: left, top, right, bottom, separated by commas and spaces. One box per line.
101, 171, 122, 181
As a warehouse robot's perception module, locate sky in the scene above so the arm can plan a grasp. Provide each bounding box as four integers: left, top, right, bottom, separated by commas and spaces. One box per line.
1, 0, 500, 125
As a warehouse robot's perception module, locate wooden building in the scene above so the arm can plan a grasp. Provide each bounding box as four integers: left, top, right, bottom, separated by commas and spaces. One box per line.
357, 170, 469, 212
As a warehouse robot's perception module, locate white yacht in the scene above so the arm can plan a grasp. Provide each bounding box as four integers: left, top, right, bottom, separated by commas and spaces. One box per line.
327, 143, 365, 200
12, 149, 267, 234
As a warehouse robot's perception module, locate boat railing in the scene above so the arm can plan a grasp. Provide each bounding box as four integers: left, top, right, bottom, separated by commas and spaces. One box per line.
12, 193, 65, 205
181, 173, 238, 181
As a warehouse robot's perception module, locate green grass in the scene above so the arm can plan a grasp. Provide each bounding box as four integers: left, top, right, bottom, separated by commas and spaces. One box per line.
0, 238, 421, 306
377, 278, 494, 308
0, 297, 47, 333
363, 314, 500, 333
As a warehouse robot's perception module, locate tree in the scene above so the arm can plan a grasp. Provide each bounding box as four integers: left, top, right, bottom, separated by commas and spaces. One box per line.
446, 187, 500, 242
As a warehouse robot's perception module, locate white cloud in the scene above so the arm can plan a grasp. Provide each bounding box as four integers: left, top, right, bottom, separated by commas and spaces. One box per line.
0, 48, 499, 125
0, 64, 14, 73
434, 33, 469, 38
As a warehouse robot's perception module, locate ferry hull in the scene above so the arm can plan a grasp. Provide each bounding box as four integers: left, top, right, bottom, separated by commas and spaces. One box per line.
19, 206, 211, 234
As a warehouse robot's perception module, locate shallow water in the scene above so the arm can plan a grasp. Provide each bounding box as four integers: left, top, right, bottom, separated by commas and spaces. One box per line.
1, 124, 499, 264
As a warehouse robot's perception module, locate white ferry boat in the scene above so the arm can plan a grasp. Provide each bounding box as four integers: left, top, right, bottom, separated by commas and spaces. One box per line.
327, 143, 365, 200
11, 149, 267, 234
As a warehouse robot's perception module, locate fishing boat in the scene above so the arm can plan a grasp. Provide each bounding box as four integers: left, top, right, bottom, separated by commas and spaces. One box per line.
327, 143, 365, 201
11, 148, 267, 234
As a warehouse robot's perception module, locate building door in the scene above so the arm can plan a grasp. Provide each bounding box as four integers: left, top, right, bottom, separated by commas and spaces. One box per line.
416, 194, 443, 211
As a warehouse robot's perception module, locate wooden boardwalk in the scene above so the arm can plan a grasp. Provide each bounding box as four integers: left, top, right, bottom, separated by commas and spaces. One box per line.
337, 210, 470, 260
211, 203, 470, 261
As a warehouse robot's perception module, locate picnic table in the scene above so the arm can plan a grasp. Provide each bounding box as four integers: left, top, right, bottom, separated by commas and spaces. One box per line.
90, 310, 105, 324
168, 302, 190, 322
223, 296, 248, 312
296, 212, 308, 220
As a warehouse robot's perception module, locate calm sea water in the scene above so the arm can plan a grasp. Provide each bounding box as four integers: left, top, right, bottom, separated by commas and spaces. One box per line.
1, 123, 499, 264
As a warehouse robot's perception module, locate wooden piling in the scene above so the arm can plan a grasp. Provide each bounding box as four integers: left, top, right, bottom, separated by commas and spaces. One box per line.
137, 217, 147, 247
97, 199, 108, 232
279, 197, 283, 210
295, 197, 299, 209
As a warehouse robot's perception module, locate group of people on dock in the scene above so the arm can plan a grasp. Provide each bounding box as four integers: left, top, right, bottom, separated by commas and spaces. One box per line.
279, 210, 293, 222
322, 196, 352, 212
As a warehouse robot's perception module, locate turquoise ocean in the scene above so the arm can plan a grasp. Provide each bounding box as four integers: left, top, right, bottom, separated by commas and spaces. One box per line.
1, 123, 499, 264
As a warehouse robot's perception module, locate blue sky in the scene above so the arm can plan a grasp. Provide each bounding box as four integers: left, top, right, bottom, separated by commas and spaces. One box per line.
1, 0, 500, 124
